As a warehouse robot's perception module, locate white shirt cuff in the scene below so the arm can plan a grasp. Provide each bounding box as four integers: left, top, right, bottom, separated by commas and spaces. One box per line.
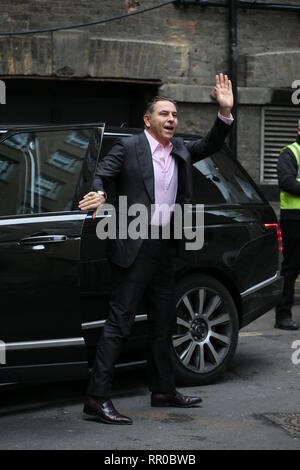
218, 111, 234, 126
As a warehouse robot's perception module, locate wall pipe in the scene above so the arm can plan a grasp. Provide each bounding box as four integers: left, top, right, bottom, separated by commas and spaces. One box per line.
229, 0, 238, 155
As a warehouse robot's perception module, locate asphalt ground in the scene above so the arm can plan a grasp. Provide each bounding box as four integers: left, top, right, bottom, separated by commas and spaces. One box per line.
0, 307, 300, 450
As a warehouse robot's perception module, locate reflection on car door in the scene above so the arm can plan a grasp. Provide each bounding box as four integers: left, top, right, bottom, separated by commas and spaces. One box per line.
0, 124, 104, 384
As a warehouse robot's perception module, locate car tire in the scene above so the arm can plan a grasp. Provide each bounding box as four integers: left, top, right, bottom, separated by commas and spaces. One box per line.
172, 274, 239, 386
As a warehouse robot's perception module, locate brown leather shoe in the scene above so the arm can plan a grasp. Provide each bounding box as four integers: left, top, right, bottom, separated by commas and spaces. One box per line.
151, 390, 202, 408
83, 398, 132, 425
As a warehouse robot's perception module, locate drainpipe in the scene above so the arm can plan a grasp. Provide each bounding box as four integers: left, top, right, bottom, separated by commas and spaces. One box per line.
229, 0, 238, 157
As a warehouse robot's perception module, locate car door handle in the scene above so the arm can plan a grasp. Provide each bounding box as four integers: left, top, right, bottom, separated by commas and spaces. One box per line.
19, 235, 68, 245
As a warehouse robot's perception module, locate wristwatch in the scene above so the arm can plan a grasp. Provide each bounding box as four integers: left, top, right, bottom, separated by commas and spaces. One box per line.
97, 191, 107, 200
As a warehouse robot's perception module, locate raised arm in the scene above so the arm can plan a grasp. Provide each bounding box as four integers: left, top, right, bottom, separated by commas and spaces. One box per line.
186, 73, 234, 162
212, 73, 234, 119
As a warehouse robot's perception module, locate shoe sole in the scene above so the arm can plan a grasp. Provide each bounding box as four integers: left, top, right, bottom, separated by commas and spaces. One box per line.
151, 402, 202, 408
83, 406, 133, 425
274, 325, 299, 331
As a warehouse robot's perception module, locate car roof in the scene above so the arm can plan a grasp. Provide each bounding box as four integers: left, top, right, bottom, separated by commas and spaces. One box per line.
0, 124, 203, 141
104, 126, 203, 141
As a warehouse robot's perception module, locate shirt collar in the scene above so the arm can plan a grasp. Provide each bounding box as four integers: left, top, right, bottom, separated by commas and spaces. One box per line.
144, 129, 173, 155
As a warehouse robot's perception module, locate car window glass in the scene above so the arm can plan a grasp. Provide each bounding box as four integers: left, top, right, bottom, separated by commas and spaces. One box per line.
0, 134, 28, 216
0, 128, 100, 216
99, 136, 116, 161
192, 150, 263, 204
99, 134, 131, 159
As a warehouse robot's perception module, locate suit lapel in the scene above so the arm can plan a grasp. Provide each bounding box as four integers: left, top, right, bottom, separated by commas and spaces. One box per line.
136, 133, 155, 203
170, 137, 188, 162
171, 138, 189, 205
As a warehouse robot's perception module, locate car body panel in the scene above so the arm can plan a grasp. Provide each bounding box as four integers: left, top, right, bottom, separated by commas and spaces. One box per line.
0, 124, 105, 383
0, 124, 282, 384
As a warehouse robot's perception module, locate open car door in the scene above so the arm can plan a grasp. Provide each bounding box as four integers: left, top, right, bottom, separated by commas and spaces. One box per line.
0, 123, 104, 384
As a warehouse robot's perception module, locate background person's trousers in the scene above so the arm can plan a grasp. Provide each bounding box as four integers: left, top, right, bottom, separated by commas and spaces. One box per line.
86, 237, 177, 399
276, 219, 300, 320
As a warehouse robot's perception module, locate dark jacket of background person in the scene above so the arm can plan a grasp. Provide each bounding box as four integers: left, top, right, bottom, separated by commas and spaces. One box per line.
277, 135, 300, 221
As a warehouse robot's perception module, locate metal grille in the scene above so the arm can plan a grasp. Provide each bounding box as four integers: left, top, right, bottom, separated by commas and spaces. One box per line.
261, 106, 300, 184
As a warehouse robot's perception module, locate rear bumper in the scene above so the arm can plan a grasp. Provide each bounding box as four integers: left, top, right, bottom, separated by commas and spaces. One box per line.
240, 271, 283, 328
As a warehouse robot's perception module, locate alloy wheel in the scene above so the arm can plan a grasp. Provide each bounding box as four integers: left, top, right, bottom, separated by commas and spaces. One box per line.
172, 286, 233, 374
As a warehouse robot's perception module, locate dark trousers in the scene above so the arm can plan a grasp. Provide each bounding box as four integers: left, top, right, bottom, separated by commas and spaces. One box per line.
86, 237, 176, 399
276, 219, 300, 320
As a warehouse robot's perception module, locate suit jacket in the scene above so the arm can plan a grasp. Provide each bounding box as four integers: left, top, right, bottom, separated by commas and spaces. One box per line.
93, 117, 232, 267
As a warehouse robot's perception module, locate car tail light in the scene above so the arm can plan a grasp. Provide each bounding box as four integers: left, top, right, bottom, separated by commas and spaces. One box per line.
264, 223, 283, 253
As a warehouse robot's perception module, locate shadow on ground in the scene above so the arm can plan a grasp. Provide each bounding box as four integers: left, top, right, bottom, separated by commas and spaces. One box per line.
0, 366, 148, 417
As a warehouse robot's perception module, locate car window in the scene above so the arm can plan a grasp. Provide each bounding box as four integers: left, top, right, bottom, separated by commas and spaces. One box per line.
192, 150, 263, 205
0, 128, 101, 216
99, 133, 131, 158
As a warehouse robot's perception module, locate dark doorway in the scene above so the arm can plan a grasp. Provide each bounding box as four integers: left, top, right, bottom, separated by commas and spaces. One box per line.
0, 77, 159, 128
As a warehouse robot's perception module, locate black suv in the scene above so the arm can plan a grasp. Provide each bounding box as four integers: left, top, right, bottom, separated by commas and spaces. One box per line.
0, 124, 282, 387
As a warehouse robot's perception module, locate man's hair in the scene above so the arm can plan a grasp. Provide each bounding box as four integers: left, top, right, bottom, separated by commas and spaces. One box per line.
144, 96, 177, 116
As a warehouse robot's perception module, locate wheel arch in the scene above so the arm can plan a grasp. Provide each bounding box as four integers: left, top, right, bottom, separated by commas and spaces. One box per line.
174, 266, 243, 328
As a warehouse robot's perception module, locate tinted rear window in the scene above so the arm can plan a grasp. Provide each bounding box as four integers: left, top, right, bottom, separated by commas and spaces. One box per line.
192, 150, 263, 205
100, 134, 132, 158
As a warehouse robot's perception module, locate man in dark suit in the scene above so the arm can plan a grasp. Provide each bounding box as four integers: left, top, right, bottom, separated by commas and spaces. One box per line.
79, 73, 234, 425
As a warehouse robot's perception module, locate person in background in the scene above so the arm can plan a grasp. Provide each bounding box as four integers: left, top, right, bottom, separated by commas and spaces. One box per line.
275, 120, 300, 330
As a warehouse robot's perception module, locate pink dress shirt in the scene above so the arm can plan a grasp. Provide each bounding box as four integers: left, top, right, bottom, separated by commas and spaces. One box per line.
144, 113, 233, 226
144, 129, 178, 226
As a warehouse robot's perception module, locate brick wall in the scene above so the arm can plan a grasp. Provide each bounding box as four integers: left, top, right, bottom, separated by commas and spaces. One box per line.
0, 0, 299, 186
1, 1, 298, 85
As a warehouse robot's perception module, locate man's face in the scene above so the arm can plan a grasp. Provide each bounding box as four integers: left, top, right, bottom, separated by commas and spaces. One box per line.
144, 100, 178, 145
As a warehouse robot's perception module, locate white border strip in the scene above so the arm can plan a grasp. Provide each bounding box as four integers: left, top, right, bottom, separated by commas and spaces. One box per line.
81, 314, 147, 330
5, 337, 85, 351
240, 271, 280, 298
0, 213, 87, 226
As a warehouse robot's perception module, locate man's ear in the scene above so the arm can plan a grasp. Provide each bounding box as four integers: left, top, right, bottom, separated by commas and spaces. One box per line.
143, 114, 151, 128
